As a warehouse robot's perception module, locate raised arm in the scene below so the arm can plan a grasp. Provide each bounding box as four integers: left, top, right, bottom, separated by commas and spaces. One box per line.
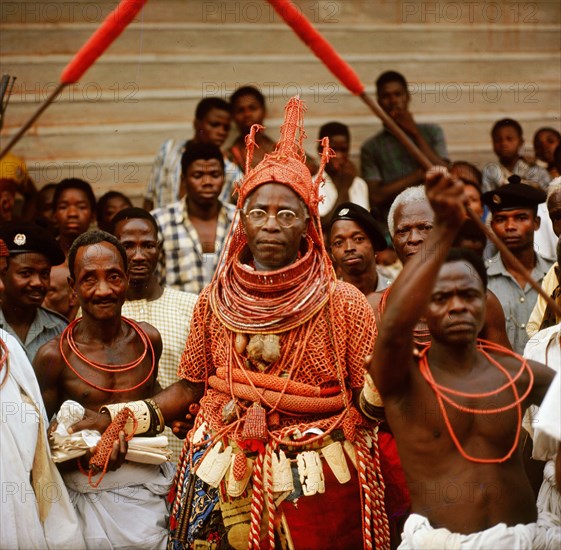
369, 167, 465, 398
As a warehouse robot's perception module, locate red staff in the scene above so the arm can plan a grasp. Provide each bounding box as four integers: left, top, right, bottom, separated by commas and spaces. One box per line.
267, 0, 561, 319
0, 0, 147, 160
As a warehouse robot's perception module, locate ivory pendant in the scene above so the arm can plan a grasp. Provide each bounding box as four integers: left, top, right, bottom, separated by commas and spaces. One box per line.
227, 455, 254, 497
321, 441, 351, 484
297, 451, 325, 496
196, 442, 232, 487
192, 421, 207, 445
272, 450, 294, 493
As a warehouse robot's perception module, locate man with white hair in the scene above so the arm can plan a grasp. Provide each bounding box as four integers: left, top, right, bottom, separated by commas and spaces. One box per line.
370, 185, 510, 347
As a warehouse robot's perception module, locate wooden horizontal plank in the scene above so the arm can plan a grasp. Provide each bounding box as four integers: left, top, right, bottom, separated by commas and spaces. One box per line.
2, 23, 559, 56
1, 0, 559, 25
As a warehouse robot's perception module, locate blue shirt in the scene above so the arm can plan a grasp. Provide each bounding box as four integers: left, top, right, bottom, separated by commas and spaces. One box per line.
0, 306, 68, 363
487, 252, 553, 354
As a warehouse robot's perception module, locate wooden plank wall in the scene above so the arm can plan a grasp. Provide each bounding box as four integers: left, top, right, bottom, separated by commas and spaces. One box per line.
1, 0, 560, 203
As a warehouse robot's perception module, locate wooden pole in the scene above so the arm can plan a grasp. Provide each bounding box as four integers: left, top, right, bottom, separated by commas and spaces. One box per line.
359, 92, 561, 319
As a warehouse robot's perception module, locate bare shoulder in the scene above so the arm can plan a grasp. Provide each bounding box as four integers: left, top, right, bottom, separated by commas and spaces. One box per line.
136, 320, 161, 344
34, 336, 63, 367
367, 290, 382, 309
33, 336, 65, 382
136, 320, 163, 359
366, 289, 386, 312
485, 348, 555, 400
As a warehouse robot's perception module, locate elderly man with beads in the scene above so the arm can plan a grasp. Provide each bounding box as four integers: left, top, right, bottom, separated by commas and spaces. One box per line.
72, 98, 392, 550
33, 230, 174, 549
370, 167, 560, 549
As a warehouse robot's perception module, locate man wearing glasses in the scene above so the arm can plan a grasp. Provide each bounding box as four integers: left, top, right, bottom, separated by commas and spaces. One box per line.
75, 98, 392, 549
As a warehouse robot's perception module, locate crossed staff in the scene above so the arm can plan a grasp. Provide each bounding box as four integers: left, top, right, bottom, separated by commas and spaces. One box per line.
1, 0, 559, 318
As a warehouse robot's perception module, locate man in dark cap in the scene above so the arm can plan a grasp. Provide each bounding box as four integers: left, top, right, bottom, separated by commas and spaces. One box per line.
483, 177, 554, 353
329, 202, 392, 297
0, 222, 67, 361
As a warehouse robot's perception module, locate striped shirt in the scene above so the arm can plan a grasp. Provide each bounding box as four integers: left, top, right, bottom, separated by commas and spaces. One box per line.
122, 287, 198, 461
152, 199, 236, 294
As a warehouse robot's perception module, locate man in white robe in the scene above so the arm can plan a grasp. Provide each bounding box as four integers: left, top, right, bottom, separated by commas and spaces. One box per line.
0, 327, 85, 549
524, 322, 561, 518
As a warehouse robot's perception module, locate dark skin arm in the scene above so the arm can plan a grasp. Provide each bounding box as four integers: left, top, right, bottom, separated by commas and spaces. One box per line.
366, 168, 425, 209
33, 338, 65, 420
370, 167, 466, 398
69, 379, 204, 435
390, 110, 447, 168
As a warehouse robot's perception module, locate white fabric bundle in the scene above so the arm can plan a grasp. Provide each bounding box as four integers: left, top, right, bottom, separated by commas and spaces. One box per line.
50, 400, 172, 464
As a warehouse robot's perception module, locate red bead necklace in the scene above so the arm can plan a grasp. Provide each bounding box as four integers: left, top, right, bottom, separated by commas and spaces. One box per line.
0, 339, 9, 389
60, 317, 155, 393
418, 339, 534, 463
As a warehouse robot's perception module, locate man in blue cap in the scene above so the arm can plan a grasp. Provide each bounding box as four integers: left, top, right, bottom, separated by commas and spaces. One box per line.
0, 222, 67, 361
483, 176, 555, 353
329, 202, 392, 298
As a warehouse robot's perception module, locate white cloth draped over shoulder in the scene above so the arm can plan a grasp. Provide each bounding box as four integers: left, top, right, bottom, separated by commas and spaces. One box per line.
0, 330, 85, 549
523, 325, 561, 518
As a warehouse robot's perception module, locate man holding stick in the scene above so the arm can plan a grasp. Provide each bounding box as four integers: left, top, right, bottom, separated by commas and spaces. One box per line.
370, 167, 561, 548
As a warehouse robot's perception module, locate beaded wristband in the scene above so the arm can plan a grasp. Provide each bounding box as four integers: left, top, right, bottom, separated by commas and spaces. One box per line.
145, 398, 165, 434
363, 372, 384, 407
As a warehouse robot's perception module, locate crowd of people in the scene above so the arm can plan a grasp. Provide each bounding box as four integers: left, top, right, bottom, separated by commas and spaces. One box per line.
0, 72, 560, 550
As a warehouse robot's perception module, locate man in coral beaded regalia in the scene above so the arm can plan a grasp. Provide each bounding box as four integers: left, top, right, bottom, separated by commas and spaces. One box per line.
161, 97, 393, 550
70, 97, 396, 549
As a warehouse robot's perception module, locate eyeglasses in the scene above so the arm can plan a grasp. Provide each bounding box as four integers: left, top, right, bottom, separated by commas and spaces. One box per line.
244, 208, 301, 228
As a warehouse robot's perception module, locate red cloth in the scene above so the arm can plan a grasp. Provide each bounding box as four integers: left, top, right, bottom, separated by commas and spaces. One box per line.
378, 430, 411, 520
279, 457, 363, 550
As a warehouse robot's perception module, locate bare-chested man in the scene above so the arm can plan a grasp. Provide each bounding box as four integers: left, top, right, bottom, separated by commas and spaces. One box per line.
33, 230, 173, 550
370, 168, 560, 548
